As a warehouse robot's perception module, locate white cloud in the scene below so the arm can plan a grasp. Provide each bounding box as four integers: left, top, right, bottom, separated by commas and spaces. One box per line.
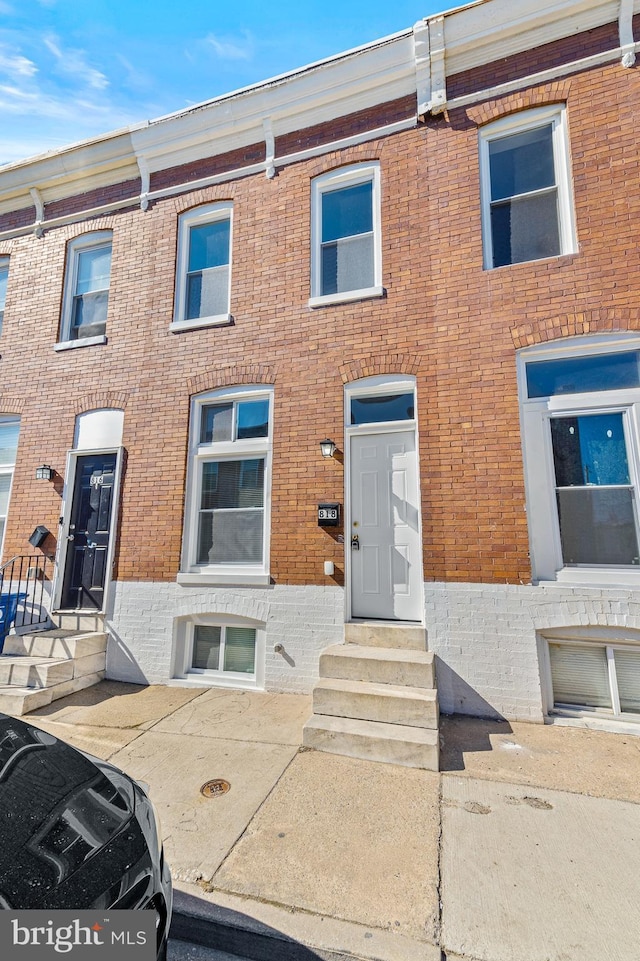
43, 33, 109, 90
0, 50, 37, 78
204, 32, 253, 62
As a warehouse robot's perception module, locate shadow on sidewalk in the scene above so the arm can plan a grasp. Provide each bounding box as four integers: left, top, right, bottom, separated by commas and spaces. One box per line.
171, 888, 328, 960
439, 714, 514, 772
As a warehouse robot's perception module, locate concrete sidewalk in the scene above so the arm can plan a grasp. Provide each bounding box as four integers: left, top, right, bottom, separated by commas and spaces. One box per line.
20, 682, 640, 961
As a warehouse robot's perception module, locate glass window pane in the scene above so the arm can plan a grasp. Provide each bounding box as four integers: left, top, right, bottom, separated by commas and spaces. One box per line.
223, 627, 256, 673
491, 190, 560, 267
188, 220, 230, 272
200, 405, 233, 444
76, 245, 112, 295
200, 460, 264, 510
186, 264, 229, 319
549, 643, 612, 709
0, 265, 8, 310
198, 509, 264, 564
192, 625, 221, 670
556, 488, 639, 565
237, 401, 269, 439
351, 393, 415, 425
0, 474, 12, 516
72, 290, 108, 332
526, 352, 640, 398
322, 182, 372, 243
551, 414, 630, 487
615, 649, 640, 714
0, 422, 19, 466
489, 125, 555, 201
321, 234, 374, 295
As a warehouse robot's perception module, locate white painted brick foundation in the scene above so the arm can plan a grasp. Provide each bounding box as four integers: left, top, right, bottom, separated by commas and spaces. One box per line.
103, 579, 640, 721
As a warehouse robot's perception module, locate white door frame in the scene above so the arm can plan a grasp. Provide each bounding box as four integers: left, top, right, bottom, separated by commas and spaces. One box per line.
344, 375, 424, 623
52, 446, 124, 612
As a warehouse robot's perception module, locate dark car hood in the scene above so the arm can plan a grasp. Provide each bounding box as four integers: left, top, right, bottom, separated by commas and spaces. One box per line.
0, 714, 134, 908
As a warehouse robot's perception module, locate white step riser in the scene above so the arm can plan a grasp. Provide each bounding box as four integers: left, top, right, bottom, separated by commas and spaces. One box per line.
303, 716, 439, 771
313, 683, 438, 730
0, 660, 74, 688
344, 623, 426, 650
320, 652, 435, 689
0, 671, 105, 716
3, 633, 107, 659
53, 614, 105, 632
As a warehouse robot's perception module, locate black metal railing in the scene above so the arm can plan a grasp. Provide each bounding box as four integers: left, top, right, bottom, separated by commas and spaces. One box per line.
0, 554, 53, 645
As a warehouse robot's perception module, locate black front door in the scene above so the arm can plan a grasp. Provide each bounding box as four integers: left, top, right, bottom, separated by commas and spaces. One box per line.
61, 453, 117, 610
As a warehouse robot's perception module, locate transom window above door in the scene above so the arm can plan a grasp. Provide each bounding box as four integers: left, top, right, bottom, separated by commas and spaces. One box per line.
179, 386, 273, 586
350, 392, 415, 425
172, 203, 232, 332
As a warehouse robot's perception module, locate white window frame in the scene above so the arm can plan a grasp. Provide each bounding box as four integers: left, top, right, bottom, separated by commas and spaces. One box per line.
309, 162, 383, 308
56, 231, 112, 351
171, 614, 265, 690
479, 105, 577, 270
171, 202, 232, 332
518, 334, 640, 586
0, 256, 9, 337
0, 417, 19, 558
539, 628, 640, 728
178, 385, 273, 586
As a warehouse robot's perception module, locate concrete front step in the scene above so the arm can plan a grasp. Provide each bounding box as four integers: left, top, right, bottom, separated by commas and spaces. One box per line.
303, 714, 439, 771
344, 621, 426, 651
0, 655, 74, 688
320, 644, 435, 689
0, 671, 105, 716
52, 612, 105, 633
313, 676, 438, 729
3, 630, 107, 659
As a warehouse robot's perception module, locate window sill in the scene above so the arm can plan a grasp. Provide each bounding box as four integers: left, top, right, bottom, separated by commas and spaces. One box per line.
177, 571, 271, 587
308, 286, 384, 309
170, 313, 232, 333
484, 251, 578, 272
54, 334, 107, 352
539, 568, 640, 588
169, 675, 262, 691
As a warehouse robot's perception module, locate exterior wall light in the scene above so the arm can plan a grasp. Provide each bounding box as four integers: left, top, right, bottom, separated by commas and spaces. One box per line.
319, 439, 336, 458
35, 465, 54, 481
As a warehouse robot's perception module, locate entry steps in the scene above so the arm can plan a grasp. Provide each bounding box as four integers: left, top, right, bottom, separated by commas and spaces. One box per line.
0, 628, 107, 715
303, 622, 439, 771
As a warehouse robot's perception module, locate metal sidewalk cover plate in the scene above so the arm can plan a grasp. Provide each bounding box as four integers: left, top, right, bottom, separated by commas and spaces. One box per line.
200, 779, 230, 798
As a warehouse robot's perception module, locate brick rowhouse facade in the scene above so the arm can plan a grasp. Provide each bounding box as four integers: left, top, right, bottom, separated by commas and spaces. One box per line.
1, 0, 640, 728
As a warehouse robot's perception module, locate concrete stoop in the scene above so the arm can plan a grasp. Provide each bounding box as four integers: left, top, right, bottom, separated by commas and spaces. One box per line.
303, 624, 439, 771
0, 629, 107, 715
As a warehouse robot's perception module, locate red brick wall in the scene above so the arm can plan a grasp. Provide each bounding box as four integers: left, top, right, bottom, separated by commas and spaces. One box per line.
1, 23, 638, 587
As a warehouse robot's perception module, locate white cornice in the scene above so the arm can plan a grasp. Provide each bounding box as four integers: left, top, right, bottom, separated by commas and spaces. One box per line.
0, 0, 637, 223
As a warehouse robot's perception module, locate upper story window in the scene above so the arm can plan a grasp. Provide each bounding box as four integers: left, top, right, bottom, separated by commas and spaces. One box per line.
172, 203, 232, 332
310, 163, 383, 308
518, 337, 640, 586
57, 232, 112, 350
479, 106, 576, 269
0, 257, 9, 336
179, 386, 273, 585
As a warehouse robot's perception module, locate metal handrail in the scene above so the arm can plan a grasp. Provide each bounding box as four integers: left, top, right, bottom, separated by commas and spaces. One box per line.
0, 554, 53, 636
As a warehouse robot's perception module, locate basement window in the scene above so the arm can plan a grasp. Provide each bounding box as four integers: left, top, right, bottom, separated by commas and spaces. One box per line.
546, 637, 640, 721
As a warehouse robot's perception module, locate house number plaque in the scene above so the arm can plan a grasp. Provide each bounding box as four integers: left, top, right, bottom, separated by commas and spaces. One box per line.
317, 503, 340, 527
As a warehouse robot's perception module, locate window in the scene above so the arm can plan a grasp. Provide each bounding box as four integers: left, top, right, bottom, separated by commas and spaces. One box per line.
0, 257, 9, 336
192, 624, 256, 675
172, 615, 265, 689
518, 337, 640, 584
310, 163, 382, 307
179, 386, 272, 584
479, 106, 576, 269
58, 232, 112, 348
542, 632, 640, 723
172, 203, 232, 331
0, 419, 19, 555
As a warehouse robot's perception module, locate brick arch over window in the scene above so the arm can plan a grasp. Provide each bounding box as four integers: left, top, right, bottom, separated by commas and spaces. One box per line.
187, 364, 276, 396
173, 191, 234, 217
306, 149, 381, 180
71, 391, 131, 416
0, 396, 25, 415
467, 81, 572, 127
511, 308, 640, 350
339, 354, 421, 384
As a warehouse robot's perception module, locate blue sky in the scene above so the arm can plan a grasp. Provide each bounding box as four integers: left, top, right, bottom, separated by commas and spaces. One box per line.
0, 0, 452, 166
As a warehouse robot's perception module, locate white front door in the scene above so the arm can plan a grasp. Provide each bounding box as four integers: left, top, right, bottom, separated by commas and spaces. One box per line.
350, 429, 422, 621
